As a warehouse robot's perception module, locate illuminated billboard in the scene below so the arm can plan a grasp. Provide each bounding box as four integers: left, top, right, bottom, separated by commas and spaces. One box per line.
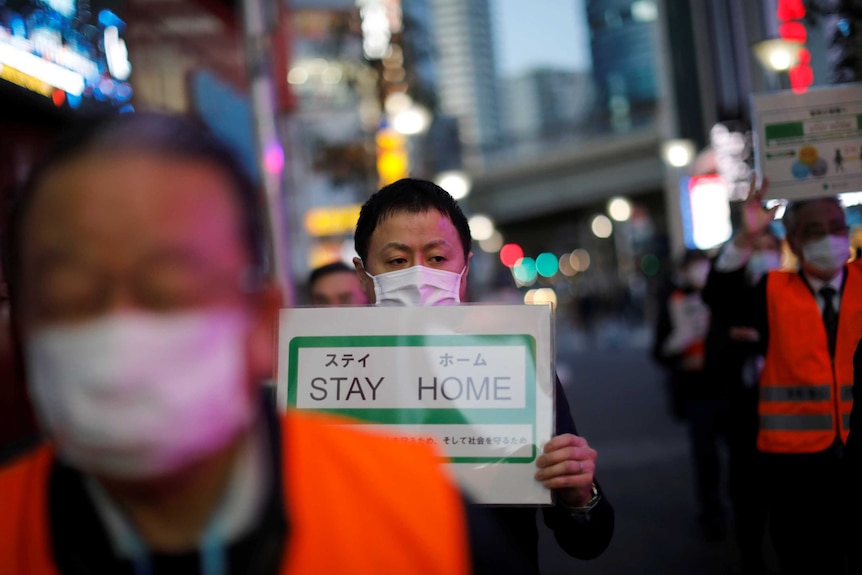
0, 0, 132, 112
680, 174, 733, 250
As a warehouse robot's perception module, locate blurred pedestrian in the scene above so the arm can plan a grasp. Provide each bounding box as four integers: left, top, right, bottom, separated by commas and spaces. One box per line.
352, 178, 614, 570
843, 342, 862, 573
708, 179, 859, 574
652, 248, 726, 540
307, 261, 369, 306
702, 228, 783, 574
0, 113, 528, 575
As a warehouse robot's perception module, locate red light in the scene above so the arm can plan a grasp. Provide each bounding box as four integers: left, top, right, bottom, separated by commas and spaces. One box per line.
777, 0, 805, 22
499, 244, 524, 268
779, 21, 807, 43
797, 48, 811, 65
52, 90, 66, 107
790, 63, 813, 93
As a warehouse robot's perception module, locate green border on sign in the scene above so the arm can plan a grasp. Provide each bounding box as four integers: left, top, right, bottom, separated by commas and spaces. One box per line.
286, 334, 538, 463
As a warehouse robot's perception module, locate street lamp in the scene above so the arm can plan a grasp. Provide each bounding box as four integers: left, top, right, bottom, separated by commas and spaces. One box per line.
752, 38, 803, 91
608, 197, 633, 222
435, 170, 471, 200
468, 214, 495, 241
661, 139, 696, 168
591, 214, 613, 238
753, 38, 802, 72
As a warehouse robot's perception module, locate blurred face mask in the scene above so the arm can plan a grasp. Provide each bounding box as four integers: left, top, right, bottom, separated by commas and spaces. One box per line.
801, 235, 850, 276
25, 309, 254, 479
369, 265, 465, 306
747, 250, 782, 284
684, 261, 710, 290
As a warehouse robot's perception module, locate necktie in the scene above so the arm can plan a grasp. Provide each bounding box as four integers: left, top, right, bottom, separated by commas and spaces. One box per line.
820, 286, 838, 357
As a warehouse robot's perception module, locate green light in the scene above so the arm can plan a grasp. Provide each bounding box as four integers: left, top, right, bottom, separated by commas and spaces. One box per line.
536, 252, 558, 278
640, 254, 660, 276
513, 257, 537, 283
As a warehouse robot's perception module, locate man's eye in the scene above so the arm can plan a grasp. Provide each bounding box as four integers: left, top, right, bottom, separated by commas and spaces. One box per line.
389, 258, 408, 265
428, 256, 446, 263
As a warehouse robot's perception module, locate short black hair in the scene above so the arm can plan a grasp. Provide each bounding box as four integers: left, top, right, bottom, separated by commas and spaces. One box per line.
354, 178, 471, 263
2, 111, 267, 304
308, 261, 355, 294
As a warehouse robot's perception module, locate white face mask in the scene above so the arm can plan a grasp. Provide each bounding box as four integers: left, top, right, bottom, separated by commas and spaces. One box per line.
684, 261, 710, 290
25, 309, 255, 479
368, 265, 465, 306
747, 250, 782, 284
801, 235, 850, 275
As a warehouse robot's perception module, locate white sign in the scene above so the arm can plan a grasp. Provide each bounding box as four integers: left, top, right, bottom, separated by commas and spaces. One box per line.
753, 83, 862, 200
276, 304, 555, 505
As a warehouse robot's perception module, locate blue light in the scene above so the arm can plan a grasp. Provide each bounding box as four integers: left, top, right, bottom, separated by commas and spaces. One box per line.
513, 257, 537, 283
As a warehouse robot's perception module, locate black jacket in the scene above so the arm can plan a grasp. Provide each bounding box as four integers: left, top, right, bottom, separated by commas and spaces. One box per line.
486, 376, 614, 570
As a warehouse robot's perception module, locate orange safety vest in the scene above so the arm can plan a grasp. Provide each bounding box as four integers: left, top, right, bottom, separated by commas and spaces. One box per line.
0, 411, 470, 575
758, 262, 862, 453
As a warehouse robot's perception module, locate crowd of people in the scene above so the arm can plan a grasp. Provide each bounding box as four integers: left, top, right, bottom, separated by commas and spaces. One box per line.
653, 181, 861, 574
3, 109, 862, 574
0, 111, 614, 574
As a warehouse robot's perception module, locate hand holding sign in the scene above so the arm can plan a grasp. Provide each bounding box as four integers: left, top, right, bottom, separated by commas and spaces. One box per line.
534, 433, 597, 507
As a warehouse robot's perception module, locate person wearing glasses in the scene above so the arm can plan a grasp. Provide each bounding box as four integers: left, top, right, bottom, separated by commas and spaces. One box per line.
706, 181, 860, 575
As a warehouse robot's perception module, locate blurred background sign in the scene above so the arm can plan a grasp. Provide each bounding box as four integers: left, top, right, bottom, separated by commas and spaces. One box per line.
753, 83, 862, 200
680, 174, 732, 251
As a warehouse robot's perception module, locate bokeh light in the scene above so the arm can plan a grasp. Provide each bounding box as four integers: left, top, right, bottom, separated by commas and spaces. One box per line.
536, 252, 558, 278
513, 257, 537, 284
469, 214, 495, 241
559, 253, 576, 276
570, 249, 591, 272
479, 230, 503, 253
500, 243, 524, 267
640, 253, 660, 276
608, 197, 632, 222
524, 288, 557, 308
591, 215, 613, 238
435, 171, 471, 200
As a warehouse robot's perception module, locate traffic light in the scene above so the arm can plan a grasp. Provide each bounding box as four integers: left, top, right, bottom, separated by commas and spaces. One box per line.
825, 12, 862, 83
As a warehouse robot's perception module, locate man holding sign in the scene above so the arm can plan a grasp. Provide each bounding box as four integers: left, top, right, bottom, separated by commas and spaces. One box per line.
351, 178, 615, 567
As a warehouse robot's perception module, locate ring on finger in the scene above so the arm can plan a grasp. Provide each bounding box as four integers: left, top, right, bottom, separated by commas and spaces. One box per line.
578, 461, 584, 473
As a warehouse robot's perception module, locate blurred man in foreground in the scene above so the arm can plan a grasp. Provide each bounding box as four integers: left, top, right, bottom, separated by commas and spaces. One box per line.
0, 113, 524, 574
352, 178, 614, 569
307, 261, 368, 306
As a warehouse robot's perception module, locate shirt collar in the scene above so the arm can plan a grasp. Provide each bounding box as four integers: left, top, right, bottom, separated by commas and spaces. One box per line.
802, 267, 845, 295
83, 414, 271, 558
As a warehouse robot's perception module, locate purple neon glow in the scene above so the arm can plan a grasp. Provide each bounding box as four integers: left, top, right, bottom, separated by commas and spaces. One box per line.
264, 142, 284, 175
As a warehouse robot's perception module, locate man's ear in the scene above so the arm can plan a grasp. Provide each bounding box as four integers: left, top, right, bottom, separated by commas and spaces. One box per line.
246, 281, 284, 383
460, 252, 472, 302
353, 257, 376, 304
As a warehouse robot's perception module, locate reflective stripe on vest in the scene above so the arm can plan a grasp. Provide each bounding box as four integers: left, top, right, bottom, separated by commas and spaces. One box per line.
760, 384, 831, 402
758, 263, 862, 453
760, 414, 833, 431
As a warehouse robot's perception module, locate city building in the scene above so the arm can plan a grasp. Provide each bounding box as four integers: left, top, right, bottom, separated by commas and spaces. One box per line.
585, 0, 660, 131
500, 68, 595, 144
427, 0, 502, 167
